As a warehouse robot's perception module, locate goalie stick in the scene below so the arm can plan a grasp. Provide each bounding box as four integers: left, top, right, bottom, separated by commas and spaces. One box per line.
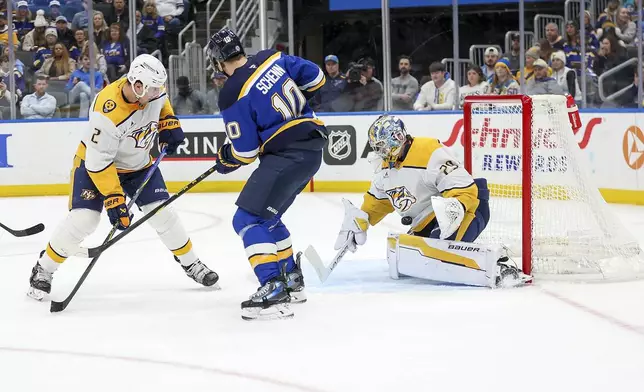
50, 149, 167, 313
304, 234, 353, 283
0, 222, 45, 237
76, 158, 219, 260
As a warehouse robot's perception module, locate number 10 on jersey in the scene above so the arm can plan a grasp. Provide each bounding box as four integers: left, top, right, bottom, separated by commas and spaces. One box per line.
272, 79, 306, 121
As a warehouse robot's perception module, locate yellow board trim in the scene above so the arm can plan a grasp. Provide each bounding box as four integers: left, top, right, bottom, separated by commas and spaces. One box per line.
0, 182, 643, 205
398, 235, 481, 270
171, 239, 193, 256
249, 254, 278, 269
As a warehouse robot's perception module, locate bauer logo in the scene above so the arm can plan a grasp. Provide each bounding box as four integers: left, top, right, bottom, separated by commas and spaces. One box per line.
622, 126, 644, 170
0, 134, 11, 168
324, 126, 356, 165
151, 132, 227, 160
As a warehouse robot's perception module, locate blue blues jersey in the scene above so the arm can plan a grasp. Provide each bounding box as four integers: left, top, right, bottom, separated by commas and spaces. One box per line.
218, 49, 326, 164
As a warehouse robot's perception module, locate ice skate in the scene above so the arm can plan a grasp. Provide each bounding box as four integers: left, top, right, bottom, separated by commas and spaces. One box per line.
241, 278, 293, 321
496, 256, 532, 288
27, 261, 53, 301
175, 257, 220, 287
284, 252, 307, 304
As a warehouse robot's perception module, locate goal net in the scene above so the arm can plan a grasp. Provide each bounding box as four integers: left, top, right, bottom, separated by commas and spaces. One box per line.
463, 94, 644, 280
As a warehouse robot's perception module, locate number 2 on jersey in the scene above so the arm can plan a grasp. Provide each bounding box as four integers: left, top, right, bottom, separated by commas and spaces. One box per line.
272, 78, 305, 121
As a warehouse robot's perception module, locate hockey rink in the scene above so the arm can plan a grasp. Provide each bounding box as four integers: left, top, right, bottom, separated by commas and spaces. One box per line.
1, 193, 644, 392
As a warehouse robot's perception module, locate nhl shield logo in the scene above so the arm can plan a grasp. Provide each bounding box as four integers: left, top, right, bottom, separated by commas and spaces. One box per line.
386, 186, 417, 212
328, 130, 351, 160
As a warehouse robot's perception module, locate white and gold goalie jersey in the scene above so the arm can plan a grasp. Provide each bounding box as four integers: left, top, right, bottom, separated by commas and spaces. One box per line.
361, 137, 479, 233
74, 78, 181, 197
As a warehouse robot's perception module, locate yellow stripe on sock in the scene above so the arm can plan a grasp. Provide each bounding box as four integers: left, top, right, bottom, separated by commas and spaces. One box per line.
46, 243, 66, 263
171, 239, 193, 256
277, 247, 293, 262
249, 253, 278, 269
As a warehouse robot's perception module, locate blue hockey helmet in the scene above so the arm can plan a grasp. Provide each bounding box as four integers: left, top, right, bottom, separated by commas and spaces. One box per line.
207, 27, 245, 74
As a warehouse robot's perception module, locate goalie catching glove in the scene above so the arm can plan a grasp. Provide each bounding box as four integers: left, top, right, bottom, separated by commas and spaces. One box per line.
335, 199, 369, 252
431, 196, 465, 240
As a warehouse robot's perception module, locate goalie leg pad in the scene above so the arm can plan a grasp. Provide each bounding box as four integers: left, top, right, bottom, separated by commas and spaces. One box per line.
389, 234, 500, 287
140, 201, 198, 266
41, 208, 101, 271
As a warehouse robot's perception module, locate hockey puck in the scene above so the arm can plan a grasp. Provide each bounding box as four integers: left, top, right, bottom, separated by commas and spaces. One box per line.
401, 216, 412, 225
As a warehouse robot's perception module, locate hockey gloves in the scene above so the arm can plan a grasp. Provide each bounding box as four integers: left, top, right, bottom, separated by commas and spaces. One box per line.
104, 194, 132, 230
334, 199, 369, 253
214, 144, 242, 174
158, 122, 185, 155
431, 196, 465, 240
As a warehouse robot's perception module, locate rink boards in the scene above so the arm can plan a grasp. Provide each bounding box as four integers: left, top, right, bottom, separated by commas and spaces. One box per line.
0, 110, 642, 204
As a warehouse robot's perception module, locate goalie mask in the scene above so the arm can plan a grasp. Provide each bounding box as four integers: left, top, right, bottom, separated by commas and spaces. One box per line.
368, 115, 408, 167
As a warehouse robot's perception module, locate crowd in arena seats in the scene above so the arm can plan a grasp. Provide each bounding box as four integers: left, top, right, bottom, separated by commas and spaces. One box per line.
313, 0, 644, 112
0, 0, 191, 119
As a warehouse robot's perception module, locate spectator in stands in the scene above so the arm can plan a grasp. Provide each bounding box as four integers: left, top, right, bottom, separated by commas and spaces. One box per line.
583, 11, 600, 49
47, 0, 63, 22
72, 0, 91, 30
206, 72, 226, 114
502, 33, 521, 73
546, 23, 565, 51
594, 34, 628, 76
537, 39, 554, 63
344, 57, 383, 112
55, 16, 75, 50
516, 46, 539, 82
67, 54, 104, 116
596, 0, 620, 37
142, 1, 165, 40
173, 75, 208, 115
310, 54, 346, 112
69, 29, 87, 61
563, 21, 597, 74
0, 54, 25, 102
615, 7, 636, 45
551, 51, 581, 101
81, 42, 108, 84
22, 10, 48, 51
20, 75, 57, 119
458, 64, 488, 108
102, 23, 129, 82
2, 45, 25, 81
526, 59, 564, 95
414, 61, 455, 111
14, 1, 34, 40
155, 0, 184, 35
481, 46, 498, 81
108, 0, 129, 35
92, 11, 110, 48
487, 58, 519, 95
391, 55, 418, 111
0, 13, 19, 48
614, 66, 642, 108
37, 42, 75, 81
129, 10, 157, 55
33, 27, 59, 71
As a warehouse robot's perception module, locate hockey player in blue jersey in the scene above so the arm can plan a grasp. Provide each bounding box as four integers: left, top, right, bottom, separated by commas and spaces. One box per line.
207, 27, 328, 320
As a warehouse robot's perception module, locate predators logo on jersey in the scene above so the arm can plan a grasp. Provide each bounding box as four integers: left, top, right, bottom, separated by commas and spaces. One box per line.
129, 121, 158, 149
386, 186, 417, 212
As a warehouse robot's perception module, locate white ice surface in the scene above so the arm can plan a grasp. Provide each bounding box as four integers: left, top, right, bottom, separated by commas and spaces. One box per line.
1, 193, 644, 392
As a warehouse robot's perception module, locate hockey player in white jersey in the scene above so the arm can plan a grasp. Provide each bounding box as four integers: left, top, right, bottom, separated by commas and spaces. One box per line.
335, 114, 530, 287
28, 54, 219, 300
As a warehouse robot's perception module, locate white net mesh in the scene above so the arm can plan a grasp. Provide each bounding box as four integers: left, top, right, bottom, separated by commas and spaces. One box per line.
466, 95, 644, 280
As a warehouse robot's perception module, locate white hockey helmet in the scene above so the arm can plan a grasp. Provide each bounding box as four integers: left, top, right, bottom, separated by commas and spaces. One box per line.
126, 54, 167, 99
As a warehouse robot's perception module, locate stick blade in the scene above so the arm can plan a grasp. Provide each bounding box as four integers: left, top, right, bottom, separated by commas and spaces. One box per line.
304, 245, 331, 283
24, 223, 45, 236
50, 300, 66, 313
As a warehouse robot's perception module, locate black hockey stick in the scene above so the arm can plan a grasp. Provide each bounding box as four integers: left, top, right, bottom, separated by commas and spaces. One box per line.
81, 161, 218, 260
0, 222, 45, 237
50, 150, 167, 313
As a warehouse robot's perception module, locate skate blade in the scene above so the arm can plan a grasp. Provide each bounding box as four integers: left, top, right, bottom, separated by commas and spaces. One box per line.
290, 290, 307, 304
241, 304, 294, 321
26, 287, 48, 301
499, 273, 533, 288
